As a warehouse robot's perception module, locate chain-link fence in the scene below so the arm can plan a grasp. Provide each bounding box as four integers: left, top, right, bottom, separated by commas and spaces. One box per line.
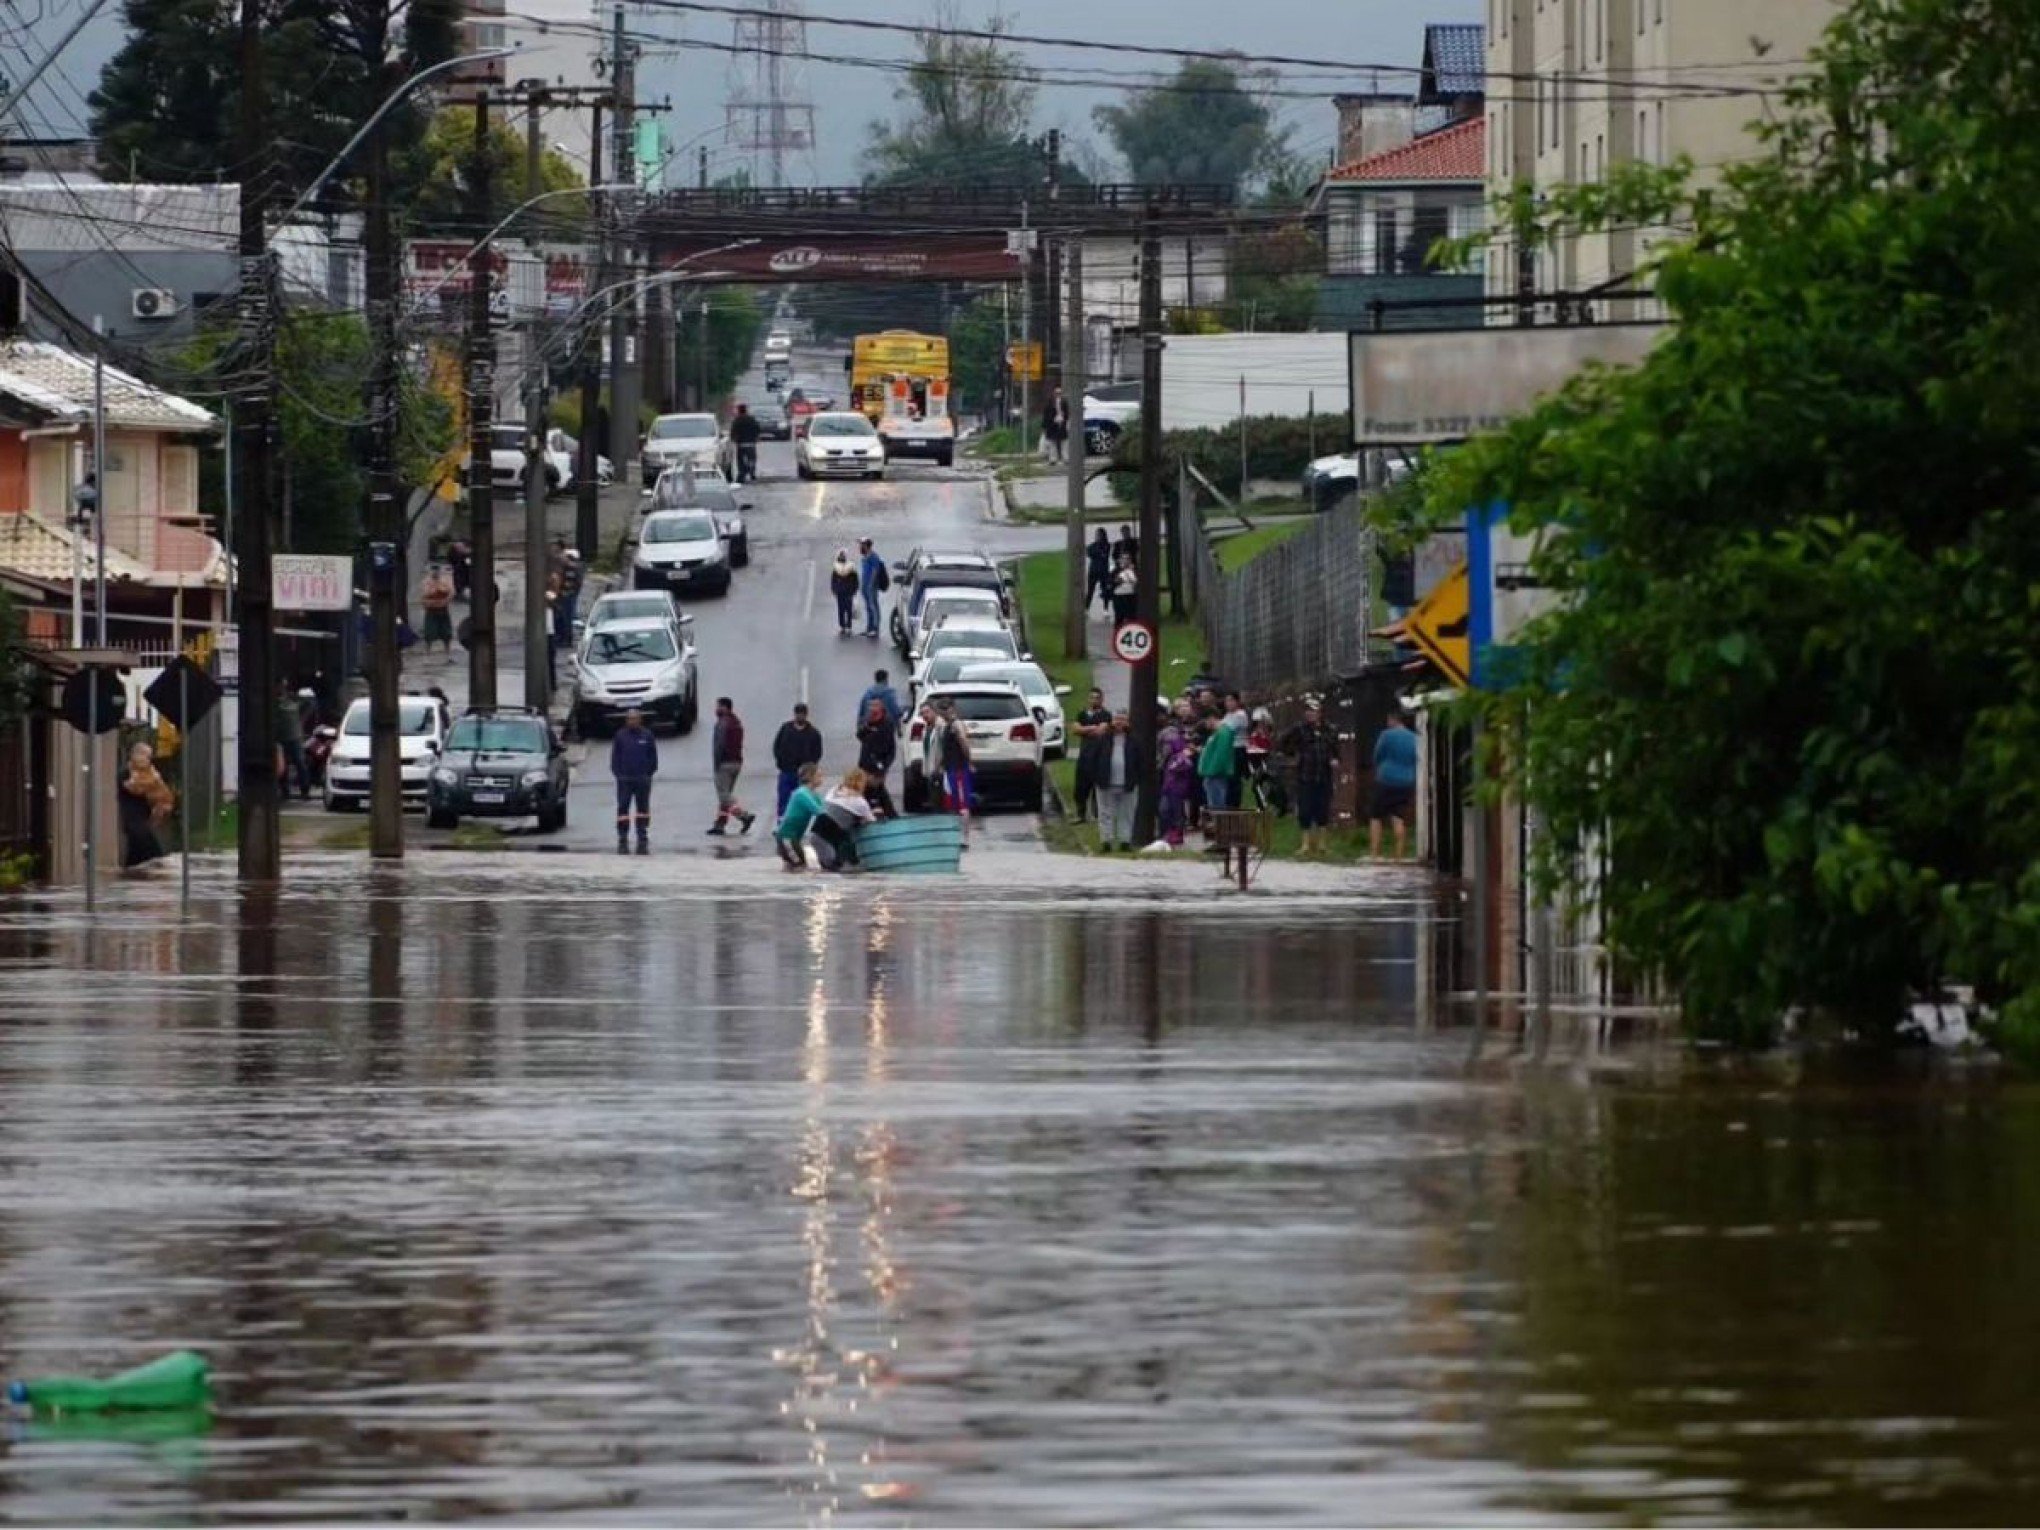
1179, 482, 1378, 695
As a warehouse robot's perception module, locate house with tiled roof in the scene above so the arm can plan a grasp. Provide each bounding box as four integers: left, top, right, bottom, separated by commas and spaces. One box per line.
1312, 115, 1488, 333
0, 337, 225, 647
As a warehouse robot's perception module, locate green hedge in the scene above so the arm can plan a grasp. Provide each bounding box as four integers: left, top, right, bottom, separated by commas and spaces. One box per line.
1107, 413, 1336, 503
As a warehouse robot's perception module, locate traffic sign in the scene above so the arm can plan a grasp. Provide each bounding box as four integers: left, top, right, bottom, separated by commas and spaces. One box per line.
1404, 560, 1471, 689
1006, 341, 1043, 381
60, 667, 125, 734
144, 656, 223, 729
1112, 620, 1156, 665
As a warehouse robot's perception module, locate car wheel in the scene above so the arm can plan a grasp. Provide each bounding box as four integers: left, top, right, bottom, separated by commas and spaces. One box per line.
536, 802, 562, 833
937, 447, 954, 468
321, 783, 345, 813
1028, 775, 1044, 815
796, 459, 811, 480
677, 686, 698, 735
427, 806, 457, 830
732, 535, 749, 568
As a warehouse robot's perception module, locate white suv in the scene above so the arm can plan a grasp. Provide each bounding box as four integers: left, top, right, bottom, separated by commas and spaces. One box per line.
904, 682, 1044, 814
322, 694, 447, 812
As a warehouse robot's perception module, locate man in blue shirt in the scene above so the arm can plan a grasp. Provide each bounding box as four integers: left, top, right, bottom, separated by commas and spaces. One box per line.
611, 707, 659, 855
854, 668, 903, 732
1369, 709, 1419, 859
857, 538, 888, 638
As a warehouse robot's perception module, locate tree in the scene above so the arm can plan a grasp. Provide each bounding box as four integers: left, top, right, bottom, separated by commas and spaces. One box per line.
180, 313, 454, 556
1093, 57, 1287, 197
862, 9, 1044, 189
675, 288, 767, 407
1413, 0, 2040, 1052
395, 106, 587, 236
90, 0, 459, 215
947, 294, 1006, 413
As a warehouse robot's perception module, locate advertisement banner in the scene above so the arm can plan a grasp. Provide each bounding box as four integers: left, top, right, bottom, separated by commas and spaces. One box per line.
273, 554, 353, 613
653, 234, 1022, 284
1348, 324, 1664, 445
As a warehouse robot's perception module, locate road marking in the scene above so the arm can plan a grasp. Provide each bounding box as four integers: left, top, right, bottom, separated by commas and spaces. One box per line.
802, 557, 817, 622
799, 664, 810, 707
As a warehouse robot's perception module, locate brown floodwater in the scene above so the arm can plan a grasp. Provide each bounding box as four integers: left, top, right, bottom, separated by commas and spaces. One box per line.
0, 857, 2034, 1524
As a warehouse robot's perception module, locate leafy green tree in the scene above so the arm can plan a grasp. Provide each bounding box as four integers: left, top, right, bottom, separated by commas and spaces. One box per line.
181, 313, 454, 556
395, 106, 587, 236
675, 288, 767, 406
1416, 0, 2040, 1050
1093, 57, 1288, 197
947, 294, 1006, 413
862, 11, 1044, 190
90, 0, 458, 214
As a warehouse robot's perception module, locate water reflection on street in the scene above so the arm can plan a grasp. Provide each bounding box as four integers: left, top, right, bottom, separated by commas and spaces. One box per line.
2, 858, 2038, 1524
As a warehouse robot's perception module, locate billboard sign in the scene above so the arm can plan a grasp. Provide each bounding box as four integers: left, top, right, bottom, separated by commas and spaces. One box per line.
653, 234, 1022, 284
273, 554, 353, 612
1349, 324, 1663, 445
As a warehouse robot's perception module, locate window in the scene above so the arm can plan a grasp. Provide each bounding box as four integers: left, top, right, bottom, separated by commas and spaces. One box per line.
162, 444, 198, 519
1372, 205, 1399, 275
347, 702, 437, 736
1403, 204, 1451, 274
643, 512, 716, 543
589, 628, 678, 664
446, 717, 547, 753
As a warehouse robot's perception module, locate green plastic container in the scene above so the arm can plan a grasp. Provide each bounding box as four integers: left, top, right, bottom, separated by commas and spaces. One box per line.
7, 1350, 211, 1414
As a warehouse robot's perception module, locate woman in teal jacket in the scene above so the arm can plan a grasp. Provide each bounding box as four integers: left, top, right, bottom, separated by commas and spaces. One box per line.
775, 762, 828, 869
1197, 722, 1236, 810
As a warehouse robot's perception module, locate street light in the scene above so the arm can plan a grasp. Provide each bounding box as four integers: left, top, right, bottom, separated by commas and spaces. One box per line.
405, 182, 635, 316
274, 47, 521, 232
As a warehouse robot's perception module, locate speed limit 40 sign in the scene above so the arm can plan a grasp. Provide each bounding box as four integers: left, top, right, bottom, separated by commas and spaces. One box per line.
1112, 620, 1156, 665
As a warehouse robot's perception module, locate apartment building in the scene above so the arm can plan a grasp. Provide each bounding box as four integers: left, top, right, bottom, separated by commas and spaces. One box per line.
1483, 0, 1839, 319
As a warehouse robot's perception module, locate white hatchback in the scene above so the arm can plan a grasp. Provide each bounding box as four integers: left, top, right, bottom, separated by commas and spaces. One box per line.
796, 412, 885, 480
323, 695, 446, 812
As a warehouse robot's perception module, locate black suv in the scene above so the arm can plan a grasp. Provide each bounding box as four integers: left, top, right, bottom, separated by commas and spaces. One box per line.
426, 707, 571, 833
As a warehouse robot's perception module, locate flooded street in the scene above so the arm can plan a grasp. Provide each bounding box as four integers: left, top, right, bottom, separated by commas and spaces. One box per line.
3, 857, 2039, 1524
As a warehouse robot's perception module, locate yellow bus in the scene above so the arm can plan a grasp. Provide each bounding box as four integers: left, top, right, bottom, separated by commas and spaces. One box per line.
850, 330, 950, 419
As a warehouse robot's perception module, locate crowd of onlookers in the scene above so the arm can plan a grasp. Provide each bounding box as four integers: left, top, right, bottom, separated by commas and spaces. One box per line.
1068, 684, 1419, 858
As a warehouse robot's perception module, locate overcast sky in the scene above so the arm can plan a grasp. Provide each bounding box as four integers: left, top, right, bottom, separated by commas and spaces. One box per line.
13, 0, 1479, 185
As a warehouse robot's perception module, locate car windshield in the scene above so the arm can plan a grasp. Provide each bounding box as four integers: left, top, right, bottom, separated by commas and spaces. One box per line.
590, 596, 673, 625
588, 628, 679, 664
447, 718, 548, 753
491, 427, 524, 450
644, 513, 716, 543
650, 417, 716, 440
925, 595, 1000, 620
343, 701, 436, 736
654, 480, 738, 513
810, 415, 874, 438
928, 629, 1017, 659
961, 663, 1049, 696
941, 692, 1026, 721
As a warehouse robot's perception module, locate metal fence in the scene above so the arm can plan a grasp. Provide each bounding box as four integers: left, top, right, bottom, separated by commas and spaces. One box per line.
1177, 476, 1379, 696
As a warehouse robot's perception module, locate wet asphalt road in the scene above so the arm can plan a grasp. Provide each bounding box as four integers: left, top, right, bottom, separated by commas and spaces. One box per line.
550, 431, 1059, 855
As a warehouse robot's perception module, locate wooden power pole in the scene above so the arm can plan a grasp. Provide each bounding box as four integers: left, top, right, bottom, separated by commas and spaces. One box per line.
465, 92, 498, 709
1130, 205, 1163, 846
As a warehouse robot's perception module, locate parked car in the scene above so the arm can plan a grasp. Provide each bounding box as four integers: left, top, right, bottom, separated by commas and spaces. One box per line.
888, 548, 1010, 652
648, 471, 749, 566
640, 412, 723, 487
957, 660, 1072, 758
572, 614, 700, 736
426, 707, 571, 833
470, 423, 574, 496
322, 695, 445, 813
904, 681, 1045, 814
906, 586, 1009, 658
632, 507, 731, 597
577, 590, 685, 651
546, 428, 614, 486
907, 619, 1023, 706
795, 411, 885, 479
1083, 383, 1141, 456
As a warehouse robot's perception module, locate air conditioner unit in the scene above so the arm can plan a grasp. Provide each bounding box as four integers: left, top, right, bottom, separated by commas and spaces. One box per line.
130, 287, 179, 321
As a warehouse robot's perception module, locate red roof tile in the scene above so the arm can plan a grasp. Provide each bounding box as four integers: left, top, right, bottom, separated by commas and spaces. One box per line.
1326, 116, 1484, 184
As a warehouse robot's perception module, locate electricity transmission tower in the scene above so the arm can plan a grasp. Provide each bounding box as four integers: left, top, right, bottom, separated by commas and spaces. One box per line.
723, 0, 814, 187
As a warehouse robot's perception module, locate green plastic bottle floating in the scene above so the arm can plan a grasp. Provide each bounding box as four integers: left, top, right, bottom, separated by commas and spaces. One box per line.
7, 1350, 210, 1414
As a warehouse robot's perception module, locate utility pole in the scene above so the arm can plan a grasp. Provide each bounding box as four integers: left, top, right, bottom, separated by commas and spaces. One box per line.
1062, 239, 1086, 661
1130, 205, 1163, 846
697, 144, 707, 189
523, 86, 552, 715
235, 0, 280, 880
606, 5, 638, 476
643, 273, 669, 413
575, 102, 604, 563
1043, 128, 1061, 387
365, 65, 404, 859
1018, 201, 1032, 458
466, 92, 499, 709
